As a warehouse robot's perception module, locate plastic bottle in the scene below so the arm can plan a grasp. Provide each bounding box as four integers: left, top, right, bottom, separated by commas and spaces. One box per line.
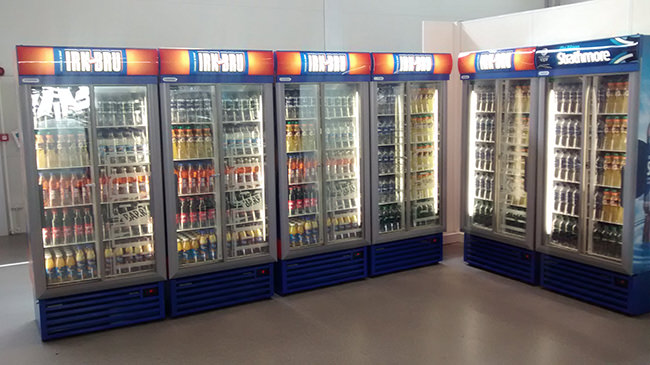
85, 246, 96, 278
44, 251, 55, 284
35, 132, 48, 168
54, 250, 67, 282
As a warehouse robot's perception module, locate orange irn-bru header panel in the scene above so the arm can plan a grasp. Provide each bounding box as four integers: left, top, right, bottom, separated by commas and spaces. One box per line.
159, 49, 274, 77
16, 46, 158, 76
372, 53, 452, 81
458, 47, 536, 79
275, 51, 371, 82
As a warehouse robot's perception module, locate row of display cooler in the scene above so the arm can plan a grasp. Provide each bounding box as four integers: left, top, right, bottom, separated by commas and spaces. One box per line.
17, 47, 449, 340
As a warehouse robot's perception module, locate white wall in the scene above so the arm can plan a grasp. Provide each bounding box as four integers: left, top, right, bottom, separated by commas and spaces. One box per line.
0, 0, 544, 234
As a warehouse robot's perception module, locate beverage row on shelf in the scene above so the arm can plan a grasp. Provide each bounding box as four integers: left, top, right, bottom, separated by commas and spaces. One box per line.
31, 87, 90, 128
99, 166, 150, 202
503, 152, 527, 177
42, 208, 94, 246
39, 171, 92, 208
554, 151, 581, 183
176, 229, 219, 265
288, 218, 319, 247
45, 246, 97, 284
227, 226, 268, 257
377, 86, 398, 115
284, 91, 317, 119
377, 116, 399, 145
325, 121, 356, 149
598, 116, 628, 151
410, 172, 437, 200
474, 116, 495, 142
326, 213, 361, 241
98, 129, 149, 165
176, 196, 217, 230
175, 162, 215, 195
104, 239, 155, 275
324, 95, 357, 118
285, 121, 317, 152
475, 145, 494, 171
172, 125, 214, 160
288, 185, 319, 216
554, 184, 580, 216
554, 118, 582, 148
35, 130, 89, 169
553, 84, 583, 114
223, 95, 262, 122
288, 154, 318, 184
592, 224, 622, 259
326, 181, 359, 211
379, 204, 402, 232
96, 98, 146, 127
475, 173, 494, 201
503, 176, 527, 207
325, 151, 356, 180
551, 215, 579, 249
409, 88, 436, 114
505, 85, 531, 113
170, 93, 213, 124
413, 201, 438, 225
411, 116, 436, 143
503, 210, 526, 231
472, 200, 493, 228
224, 190, 264, 224
597, 153, 625, 187
378, 148, 398, 175
411, 145, 436, 171
225, 158, 263, 191
474, 87, 496, 112
224, 126, 263, 157
503, 116, 530, 145
101, 203, 153, 239
595, 189, 624, 224
598, 80, 629, 114
378, 177, 400, 203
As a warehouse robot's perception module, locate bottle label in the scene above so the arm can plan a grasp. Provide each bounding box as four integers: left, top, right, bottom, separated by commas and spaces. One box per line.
42, 228, 50, 243
63, 226, 73, 239
75, 224, 84, 239
199, 211, 207, 223
207, 208, 216, 221
190, 212, 198, 224
180, 213, 189, 224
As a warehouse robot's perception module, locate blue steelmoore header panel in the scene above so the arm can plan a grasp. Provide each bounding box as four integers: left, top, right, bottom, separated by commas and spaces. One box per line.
535, 35, 641, 76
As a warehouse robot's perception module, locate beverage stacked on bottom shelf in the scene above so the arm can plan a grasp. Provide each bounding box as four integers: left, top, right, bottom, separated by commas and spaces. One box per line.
45, 246, 97, 285
176, 229, 219, 265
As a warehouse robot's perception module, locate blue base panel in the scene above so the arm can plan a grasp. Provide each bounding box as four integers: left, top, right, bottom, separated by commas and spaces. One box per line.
168, 263, 273, 318
275, 247, 367, 296
35, 282, 165, 341
540, 254, 650, 315
369, 233, 443, 277
464, 234, 538, 285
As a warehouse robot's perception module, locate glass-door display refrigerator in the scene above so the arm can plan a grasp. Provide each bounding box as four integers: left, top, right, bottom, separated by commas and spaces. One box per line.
17, 46, 166, 340
535, 35, 650, 315
158, 49, 276, 317
458, 47, 540, 284
274, 51, 371, 295
368, 53, 451, 276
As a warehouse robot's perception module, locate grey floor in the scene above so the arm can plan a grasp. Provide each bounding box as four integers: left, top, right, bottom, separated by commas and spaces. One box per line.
1, 237, 650, 364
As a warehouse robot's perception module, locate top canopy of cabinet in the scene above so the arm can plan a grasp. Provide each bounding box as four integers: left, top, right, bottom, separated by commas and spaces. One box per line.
371, 53, 452, 81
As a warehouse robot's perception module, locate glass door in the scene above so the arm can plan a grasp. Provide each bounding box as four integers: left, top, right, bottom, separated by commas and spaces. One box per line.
376, 83, 406, 234
323, 83, 363, 243
542, 77, 586, 251
95, 86, 156, 277
168, 85, 221, 267
407, 82, 441, 228
586, 74, 629, 260
220, 84, 269, 259
33, 85, 99, 286
467, 80, 497, 230
495, 80, 531, 237
284, 84, 323, 249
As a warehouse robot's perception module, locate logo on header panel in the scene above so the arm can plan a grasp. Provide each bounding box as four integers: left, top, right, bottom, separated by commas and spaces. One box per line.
535, 36, 639, 70
54, 48, 126, 74
303, 53, 349, 73
477, 51, 513, 71
195, 51, 246, 73
395, 54, 433, 73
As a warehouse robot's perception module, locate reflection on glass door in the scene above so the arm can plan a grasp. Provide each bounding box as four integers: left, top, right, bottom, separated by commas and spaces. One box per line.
467, 80, 496, 230
376, 83, 405, 233
323, 83, 363, 243
169, 85, 220, 267
495, 80, 530, 237
586, 74, 628, 260
95, 86, 156, 277
543, 77, 584, 251
285, 84, 322, 249
408, 82, 440, 228
33, 85, 99, 286
221, 84, 269, 259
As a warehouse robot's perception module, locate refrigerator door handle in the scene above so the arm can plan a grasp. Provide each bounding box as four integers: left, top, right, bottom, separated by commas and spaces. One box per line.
620, 165, 624, 206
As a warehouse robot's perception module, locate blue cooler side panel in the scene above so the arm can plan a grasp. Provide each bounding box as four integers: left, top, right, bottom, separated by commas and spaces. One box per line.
369, 233, 442, 276
541, 254, 650, 315
275, 247, 367, 296
168, 263, 273, 318
37, 282, 165, 341
464, 234, 538, 284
